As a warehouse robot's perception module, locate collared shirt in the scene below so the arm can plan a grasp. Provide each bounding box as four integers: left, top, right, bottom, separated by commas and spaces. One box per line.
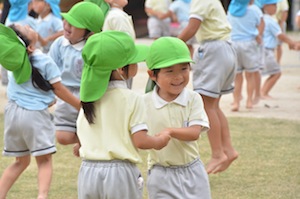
103, 8, 136, 39
7, 49, 61, 110
189, 0, 231, 42
77, 81, 148, 163
36, 13, 63, 53
144, 86, 209, 169
48, 36, 85, 87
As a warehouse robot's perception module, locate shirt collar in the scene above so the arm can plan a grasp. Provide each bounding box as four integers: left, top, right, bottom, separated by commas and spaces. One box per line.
62, 37, 85, 51
151, 86, 189, 108
108, 80, 128, 89
37, 13, 53, 22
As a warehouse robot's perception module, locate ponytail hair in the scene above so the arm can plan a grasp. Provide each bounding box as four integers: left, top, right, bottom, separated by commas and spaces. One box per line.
9, 24, 53, 92
81, 101, 96, 124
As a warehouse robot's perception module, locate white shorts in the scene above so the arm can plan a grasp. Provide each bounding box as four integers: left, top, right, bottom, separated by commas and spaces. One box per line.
147, 16, 171, 38
192, 40, 236, 98
3, 101, 56, 157
78, 160, 143, 199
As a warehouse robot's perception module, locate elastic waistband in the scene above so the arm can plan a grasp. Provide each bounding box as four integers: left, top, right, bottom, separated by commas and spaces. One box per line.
82, 159, 134, 168
152, 158, 200, 170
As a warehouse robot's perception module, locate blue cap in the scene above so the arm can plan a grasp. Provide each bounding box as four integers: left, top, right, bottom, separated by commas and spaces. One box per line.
262, 0, 279, 5
228, 0, 251, 17
45, 0, 61, 18
8, 0, 30, 22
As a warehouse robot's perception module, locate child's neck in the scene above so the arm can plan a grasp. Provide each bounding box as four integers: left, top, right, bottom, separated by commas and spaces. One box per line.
111, 3, 124, 10
40, 11, 51, 19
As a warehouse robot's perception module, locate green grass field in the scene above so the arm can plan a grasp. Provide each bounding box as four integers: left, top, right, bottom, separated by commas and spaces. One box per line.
0, 114, 299, 199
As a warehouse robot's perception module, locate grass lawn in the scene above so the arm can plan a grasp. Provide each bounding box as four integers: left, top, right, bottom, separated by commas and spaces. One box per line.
0, 114, 299, 199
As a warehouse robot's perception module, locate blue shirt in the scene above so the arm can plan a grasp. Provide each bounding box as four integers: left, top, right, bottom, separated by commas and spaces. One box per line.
49, 36, 85, 87
7, 49, 61, 110
227, 5, 261, 41
263, 14, 281, 49
169, 0, 190, 23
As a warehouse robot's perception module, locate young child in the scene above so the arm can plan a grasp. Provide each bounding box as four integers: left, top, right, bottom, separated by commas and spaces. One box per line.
178, 0, 239, 174
260, 0, 298, 99
144, 0, 172, 39
227, 0, 263, 111
48, 1, 104, 146
103, 0, 136, 88
31, 0, 63, 53
144, 37, 211, 199
0, 23, 80, 199
75, 30, 170, 199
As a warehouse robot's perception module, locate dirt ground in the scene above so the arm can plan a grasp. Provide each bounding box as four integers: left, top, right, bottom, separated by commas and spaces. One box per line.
0, 35, 299, 121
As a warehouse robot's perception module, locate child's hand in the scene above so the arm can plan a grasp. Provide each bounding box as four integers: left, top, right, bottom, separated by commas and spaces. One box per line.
154, 129, 171, 150
73, 143, 81, 157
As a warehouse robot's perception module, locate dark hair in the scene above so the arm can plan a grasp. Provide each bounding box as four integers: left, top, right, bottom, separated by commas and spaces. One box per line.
81, 101, 96, 124
9, 24, 53, 92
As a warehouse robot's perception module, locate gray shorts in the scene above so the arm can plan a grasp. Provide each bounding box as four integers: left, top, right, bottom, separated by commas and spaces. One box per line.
192, 40, 236, 98
54, 87, 79, 132
147, 159, 211, 199
232, 40, 260, 73
147, 16, 171, 38
256, 44, 265, 70
78, 160, 143, 199
262, 48, 281, 76
3, 101, 56, 157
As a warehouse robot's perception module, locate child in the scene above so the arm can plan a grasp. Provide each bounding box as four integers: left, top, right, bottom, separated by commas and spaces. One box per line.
144, 0, 172, 39
144, 37, 211, 199
31, 0, 63, 53
178, 0, 239, 174
260, 0, 297, 99
76, 30, 170, 199
103, 0, 136, 88
48, 1, 104, 146
0, 23, 80, 199
227, 0, 263, 111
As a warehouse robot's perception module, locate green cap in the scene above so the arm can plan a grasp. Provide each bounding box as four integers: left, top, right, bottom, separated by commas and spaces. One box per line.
80, 30, 149, 102
61, 1, 104, 33
146, 37, 193, 70
0, 24, 31, 84
84, 0, 110, 17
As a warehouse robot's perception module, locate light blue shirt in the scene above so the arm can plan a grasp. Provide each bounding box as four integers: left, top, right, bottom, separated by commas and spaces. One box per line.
5, 15, 37, 30
36, 13, 63, 53
49, 36, 85, 87
7, 49, 61, 110
169, 0, 190, 23
227, 5, 261, 41
263, 14, 282, 49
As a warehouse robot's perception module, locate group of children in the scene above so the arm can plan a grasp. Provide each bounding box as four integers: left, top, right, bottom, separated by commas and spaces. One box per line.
0, 0, 298, 198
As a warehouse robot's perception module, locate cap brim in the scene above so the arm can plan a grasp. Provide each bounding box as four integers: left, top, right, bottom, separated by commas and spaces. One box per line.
80, 64, 112, 102
61, 13, 85, 29
152, 57, 194, 70
128, 44, 149, 65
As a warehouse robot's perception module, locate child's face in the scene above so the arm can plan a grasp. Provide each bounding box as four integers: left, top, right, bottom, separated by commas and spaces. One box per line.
150, 63, 190, 101
15, 24, 38, 46
105, 0, 128, 8
32, 0, 51, 15
63, 20, 87, 44
263, 4, 277, 15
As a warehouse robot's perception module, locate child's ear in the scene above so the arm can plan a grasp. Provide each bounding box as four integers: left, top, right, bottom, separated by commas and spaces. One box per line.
27, 44, 35, 54
147, 70, 156, 81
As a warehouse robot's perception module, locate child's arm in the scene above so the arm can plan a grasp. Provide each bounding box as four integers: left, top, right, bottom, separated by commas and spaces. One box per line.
132, 130, 171, 150
160, 125, 202, 141
278, 33, 296, 49
256, 18, 265, 45
38, 31, 63, 47
178, 18, 201, 42
52, 81, 81, 111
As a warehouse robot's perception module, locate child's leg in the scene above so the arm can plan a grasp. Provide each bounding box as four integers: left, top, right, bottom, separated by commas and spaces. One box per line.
202, 95, 227, 174
253, 71, 261, 105
56, 130, 79, 145
0, 155, 31, 199
35, 154, 53, 199
245, 71, 256, 109
261, 72, 281, 99
231, 73, 243, 112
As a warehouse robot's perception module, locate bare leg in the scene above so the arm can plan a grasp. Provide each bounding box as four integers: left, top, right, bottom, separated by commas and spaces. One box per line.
56, 130, 79, 145
261, 72, 281, 99
245, 71, 255, 109
202, 95, 227, 174
253, 71, 261, 105
276, 45, 282, 64
0, 156, 31, 199
36, 154, 53, 199
231, 73, 243, 112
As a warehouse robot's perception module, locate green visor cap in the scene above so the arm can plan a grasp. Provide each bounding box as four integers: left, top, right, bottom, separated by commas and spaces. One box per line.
0, 24, 31, 84
80, 30, 149, 102
61, 1, 104, 33
146, 37, 194, 70
84, 0, 110, 17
